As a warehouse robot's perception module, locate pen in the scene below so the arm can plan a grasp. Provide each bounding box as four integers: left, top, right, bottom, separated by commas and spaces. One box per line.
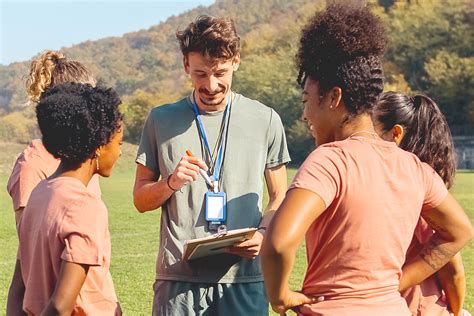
186, 150, 214, 188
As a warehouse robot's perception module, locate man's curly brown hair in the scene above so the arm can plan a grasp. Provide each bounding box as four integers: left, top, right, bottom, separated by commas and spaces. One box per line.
176, 15, 240, 60
297, 4, 387, 116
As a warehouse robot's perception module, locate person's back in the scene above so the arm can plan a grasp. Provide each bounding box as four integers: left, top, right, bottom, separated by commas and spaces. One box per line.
373, 92, 466, 316
8, 83, 124, 315
261, 5, 473, 316
6, 50, 100, 225
292, 137, 446, 314
19, 177, 115, 315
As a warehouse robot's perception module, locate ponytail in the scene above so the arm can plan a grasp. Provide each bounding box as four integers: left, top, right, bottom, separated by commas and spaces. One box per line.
26, 51, 65, 102
402, 95, 456, 188
26, 50, 96, 103
374, 92, 456, 188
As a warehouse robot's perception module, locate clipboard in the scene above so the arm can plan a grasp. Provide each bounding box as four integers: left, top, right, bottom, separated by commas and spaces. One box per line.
183, 227, 258, 260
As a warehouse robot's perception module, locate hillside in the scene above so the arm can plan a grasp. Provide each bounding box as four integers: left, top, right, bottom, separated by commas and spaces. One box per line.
0, 0, 317, 112
0, 0, 472, 162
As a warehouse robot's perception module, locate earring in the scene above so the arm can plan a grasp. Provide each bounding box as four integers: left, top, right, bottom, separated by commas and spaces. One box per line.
96, 153, 100, 171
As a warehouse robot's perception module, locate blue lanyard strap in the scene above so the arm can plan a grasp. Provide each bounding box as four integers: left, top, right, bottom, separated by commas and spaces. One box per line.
192, 92, 232, 182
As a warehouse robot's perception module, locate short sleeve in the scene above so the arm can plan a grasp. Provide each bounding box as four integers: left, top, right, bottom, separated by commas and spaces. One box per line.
136, 109, 160, 176
59, 198, 106, 266
289, 146, 345, 209
266, 109, 291, 168
421, 163, 448, 211
7, 155, 44, 210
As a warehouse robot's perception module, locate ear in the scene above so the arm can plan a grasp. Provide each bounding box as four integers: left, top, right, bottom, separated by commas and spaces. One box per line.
183, 55, 190, 74
329, 87, 342, 109
392, 124, 405, 145
232, 53, 241, 71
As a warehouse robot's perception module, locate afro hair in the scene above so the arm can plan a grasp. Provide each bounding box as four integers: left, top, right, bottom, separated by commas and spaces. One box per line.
36, 83, 123, 166
297, 3, 387, 116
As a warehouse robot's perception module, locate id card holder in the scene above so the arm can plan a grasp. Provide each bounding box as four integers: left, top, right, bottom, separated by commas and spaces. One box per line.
205, 191, 227, 222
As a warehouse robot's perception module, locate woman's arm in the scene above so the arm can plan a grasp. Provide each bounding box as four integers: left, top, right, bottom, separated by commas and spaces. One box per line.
41, 261, 89, 316
399, 193, 473, 292
437, 253, 465, 316
261, 188, 325, 314
6, 260, 26, 316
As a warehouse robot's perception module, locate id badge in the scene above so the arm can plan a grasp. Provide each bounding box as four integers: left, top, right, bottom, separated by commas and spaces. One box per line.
205, 191, 226, 222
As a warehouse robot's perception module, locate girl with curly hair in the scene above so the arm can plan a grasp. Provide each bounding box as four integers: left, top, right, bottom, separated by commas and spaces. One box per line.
261, 4, 473, 315
374, 92, 468, 316
8, 83, 123, 315
7, 50, 100, 226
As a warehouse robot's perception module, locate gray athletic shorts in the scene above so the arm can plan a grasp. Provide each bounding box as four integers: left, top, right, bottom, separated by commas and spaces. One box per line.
152, 280, 268, 315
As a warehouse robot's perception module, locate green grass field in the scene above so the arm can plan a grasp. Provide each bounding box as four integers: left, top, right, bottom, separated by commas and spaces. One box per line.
0, 142, 472, 314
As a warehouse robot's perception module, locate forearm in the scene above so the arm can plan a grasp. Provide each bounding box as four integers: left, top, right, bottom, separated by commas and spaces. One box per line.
133, 177, 174, 212
437, 253, 465, 315
7, 260, 26, 316
261, 241, 297, 306
400, 235, 467, 291
41, 262, 89, 316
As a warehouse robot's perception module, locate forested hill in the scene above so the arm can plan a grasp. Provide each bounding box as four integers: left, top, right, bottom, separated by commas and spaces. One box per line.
0, 0, 318, 112
1, 0, 473, 163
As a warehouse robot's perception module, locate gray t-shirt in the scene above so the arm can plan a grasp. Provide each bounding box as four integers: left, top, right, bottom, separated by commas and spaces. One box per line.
136, 92, 290, 283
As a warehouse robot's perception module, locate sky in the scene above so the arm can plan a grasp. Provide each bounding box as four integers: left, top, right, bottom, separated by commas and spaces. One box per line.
0, 0, 215, 65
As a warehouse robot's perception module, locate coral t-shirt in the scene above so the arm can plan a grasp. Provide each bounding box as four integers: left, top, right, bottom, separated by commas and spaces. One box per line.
7, 139, 101, 216
19, 177, 116, 315
290, 137, 448, 316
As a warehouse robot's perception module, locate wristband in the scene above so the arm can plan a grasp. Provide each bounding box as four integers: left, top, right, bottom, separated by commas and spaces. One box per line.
166, 174, 179, 191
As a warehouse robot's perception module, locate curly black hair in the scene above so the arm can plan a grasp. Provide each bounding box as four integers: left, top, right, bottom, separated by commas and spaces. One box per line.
297, 4, 387, 116
36, 83, 123, 166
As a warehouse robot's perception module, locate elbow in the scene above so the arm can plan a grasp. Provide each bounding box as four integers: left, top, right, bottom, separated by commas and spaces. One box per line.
261, 233, 291, 259
460, 223, 474, 247
132, 188, 153, 213
133, 196, 149, 213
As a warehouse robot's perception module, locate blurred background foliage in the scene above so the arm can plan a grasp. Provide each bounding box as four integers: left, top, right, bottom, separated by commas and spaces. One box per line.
0, 0, 472, 164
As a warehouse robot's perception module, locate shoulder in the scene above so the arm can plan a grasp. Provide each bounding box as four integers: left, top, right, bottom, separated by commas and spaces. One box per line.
234, 93, 273, 115
148, 97, 190, 119
21, 139, 59, 166
232, 93, 284, 131
49, 177, 104, 210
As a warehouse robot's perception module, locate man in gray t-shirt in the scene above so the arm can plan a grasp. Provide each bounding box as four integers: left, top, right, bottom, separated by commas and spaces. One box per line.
134, 15, 290, 315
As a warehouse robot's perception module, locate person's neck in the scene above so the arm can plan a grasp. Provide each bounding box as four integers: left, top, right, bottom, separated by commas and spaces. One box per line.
335, 113, 378, 141
194, 90, 231, 113
50, 159, 96, 187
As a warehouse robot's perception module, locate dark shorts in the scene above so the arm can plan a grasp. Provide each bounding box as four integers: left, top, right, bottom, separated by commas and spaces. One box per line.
152, 280, 268, 316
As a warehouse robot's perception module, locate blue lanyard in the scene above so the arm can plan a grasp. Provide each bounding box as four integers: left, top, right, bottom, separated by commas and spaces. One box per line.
192, 92, 232, 182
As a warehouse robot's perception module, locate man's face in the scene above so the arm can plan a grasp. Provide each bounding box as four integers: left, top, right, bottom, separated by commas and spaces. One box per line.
184, 52, 239, 110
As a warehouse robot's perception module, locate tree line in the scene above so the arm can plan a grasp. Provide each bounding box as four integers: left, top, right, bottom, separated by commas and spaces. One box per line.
0, 0, 472, 164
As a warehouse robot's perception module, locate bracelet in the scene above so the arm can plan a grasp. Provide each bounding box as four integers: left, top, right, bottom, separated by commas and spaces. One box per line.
166, 174, 179, 191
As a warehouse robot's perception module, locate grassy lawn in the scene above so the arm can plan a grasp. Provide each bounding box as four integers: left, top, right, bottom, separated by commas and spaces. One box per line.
0, 142, 472, 314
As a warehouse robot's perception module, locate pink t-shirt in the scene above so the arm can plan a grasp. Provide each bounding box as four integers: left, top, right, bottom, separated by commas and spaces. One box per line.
402, 219, 449, 316
290, 137, 448, 316
7, 139, 101, 214
19, 177, 116, 315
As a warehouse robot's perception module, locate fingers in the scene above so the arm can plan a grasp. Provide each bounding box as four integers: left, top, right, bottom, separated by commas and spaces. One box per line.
185, 155, 208, 171
225, 245, 260, 259
170, 155, 209, 189
233, 239, 259, 248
